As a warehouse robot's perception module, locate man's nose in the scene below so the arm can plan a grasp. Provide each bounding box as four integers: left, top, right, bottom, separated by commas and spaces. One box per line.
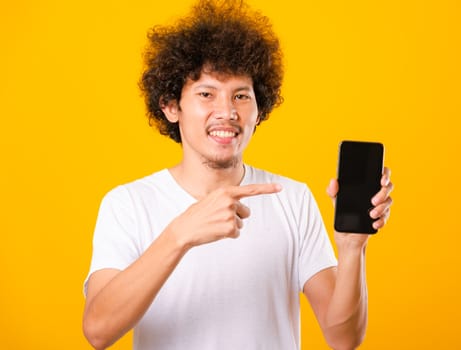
213, 96, 237, 120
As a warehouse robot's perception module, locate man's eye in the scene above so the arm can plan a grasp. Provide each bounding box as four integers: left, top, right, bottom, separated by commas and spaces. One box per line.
235, 94, 250, 100
199, 92, 212, 98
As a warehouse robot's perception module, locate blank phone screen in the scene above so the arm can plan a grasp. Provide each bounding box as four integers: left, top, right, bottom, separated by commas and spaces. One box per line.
334, 141, 384, 233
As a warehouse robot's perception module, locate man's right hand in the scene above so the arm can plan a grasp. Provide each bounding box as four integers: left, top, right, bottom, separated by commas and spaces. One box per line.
167, 183, 282, 249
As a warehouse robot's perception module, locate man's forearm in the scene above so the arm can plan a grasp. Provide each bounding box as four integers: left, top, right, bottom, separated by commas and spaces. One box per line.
323, 245, 368, 350
83, 228, 188, 350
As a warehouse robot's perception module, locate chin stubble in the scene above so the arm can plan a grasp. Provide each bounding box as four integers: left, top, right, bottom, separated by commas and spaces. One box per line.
201, 155, 240, 170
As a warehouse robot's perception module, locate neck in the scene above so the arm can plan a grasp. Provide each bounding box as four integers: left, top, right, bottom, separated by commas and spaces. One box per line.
169, 158, 245, 200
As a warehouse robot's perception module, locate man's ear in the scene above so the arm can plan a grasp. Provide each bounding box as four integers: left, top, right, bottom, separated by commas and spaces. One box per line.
255, 113, 261, 125
161, 99, 180, 123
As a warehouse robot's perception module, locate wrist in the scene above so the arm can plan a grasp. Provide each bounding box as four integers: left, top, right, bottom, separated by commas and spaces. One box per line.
337, 247, 366, 265
335, 236, 368, 262
162, 223, 193, 255
335, 232, 369, 251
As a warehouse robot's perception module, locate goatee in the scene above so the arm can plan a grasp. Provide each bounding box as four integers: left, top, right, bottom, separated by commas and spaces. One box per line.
202, 155, 240, 169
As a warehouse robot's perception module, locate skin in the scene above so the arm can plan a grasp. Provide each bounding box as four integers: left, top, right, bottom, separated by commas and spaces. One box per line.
83, 71, 393, 350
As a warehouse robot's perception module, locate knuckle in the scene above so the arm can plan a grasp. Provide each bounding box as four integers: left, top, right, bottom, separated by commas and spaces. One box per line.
224, 212, 235, 222
225, 219, 236, 230
230, 229, 240, 239
387, 181, 394, 192
374, 220, 383, 229
220, 197, 236, 210
236, 217, 243, 229
224, 225, 239, 238
246, 186, 257, 195
216, 187, 230, 197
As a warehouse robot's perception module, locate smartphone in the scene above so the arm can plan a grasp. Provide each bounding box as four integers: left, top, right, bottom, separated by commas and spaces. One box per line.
334, 141, 384, 234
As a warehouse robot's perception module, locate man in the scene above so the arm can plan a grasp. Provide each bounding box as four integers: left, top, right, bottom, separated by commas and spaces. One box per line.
83, 1, 393, 349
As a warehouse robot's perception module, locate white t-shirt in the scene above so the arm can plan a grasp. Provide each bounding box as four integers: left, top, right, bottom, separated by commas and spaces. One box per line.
85, 165, 337, 350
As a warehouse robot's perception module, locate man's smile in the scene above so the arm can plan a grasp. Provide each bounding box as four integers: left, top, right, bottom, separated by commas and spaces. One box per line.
208, 130, 237, 138
207, 125, 242, 144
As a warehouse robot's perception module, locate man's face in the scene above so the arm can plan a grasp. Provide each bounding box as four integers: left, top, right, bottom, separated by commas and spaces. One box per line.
165, 71, 259, 169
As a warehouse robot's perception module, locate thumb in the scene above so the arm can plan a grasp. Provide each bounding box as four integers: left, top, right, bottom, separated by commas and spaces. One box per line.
326, 178, 339, 200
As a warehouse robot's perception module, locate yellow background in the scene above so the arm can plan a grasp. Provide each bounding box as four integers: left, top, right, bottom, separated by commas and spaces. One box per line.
1, 0, 459, 349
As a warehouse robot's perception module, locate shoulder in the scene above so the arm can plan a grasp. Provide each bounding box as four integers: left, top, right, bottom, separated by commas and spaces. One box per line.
100, 169, 169, 204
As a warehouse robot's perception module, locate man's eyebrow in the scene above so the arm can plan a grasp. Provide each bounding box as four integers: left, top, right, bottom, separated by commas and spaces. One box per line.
193, 84, 217, 90
234, 86, 252, 92
192, 84, 253, 92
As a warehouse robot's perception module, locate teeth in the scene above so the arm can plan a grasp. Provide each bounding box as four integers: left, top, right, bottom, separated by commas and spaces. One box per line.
209, 130, 236, 138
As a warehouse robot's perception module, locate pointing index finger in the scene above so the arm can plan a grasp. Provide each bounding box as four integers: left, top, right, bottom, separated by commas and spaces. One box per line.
231, 183, 282, 199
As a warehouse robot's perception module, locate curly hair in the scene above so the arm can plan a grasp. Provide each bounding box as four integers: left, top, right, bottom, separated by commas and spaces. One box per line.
139, 0, 284, 143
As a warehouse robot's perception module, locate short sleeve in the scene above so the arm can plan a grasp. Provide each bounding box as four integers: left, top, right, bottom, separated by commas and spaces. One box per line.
298, 187, 337, 291
83, 186, 140, 295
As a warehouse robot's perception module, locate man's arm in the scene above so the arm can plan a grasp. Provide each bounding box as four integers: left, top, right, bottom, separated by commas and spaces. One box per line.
83, 228, 188, 350
303, 168, 393, 350
82, 183, 281, 350
303, 237, 368, 350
